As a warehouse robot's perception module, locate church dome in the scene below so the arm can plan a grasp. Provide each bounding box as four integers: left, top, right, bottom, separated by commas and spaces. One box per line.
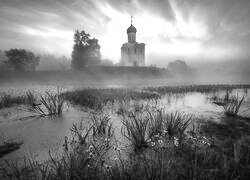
127, 24, 137, 33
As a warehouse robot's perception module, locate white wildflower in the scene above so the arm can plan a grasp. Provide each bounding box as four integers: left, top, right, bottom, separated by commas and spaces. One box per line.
174, 137, 179, 147
151, 141, 156, 147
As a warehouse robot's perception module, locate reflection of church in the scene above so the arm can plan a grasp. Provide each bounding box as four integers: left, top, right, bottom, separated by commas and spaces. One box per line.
120, 17, 145, 66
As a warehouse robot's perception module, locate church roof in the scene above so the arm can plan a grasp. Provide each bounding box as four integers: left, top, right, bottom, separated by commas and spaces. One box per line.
127, 24, 137, 33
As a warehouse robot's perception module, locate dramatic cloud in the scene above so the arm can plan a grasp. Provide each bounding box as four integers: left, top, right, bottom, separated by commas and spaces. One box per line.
0, 0, 249, 65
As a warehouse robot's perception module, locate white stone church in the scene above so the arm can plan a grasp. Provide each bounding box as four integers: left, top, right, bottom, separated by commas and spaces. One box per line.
120, 18, 145, 66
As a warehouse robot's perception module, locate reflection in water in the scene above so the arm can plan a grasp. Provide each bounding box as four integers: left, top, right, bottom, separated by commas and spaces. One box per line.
0, 106, 88, 162
0, 88, 249, 162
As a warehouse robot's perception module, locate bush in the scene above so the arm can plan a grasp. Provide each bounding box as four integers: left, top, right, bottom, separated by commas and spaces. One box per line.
4, 49, 40, 71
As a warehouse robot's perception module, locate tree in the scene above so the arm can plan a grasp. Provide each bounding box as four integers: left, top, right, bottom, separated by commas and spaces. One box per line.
4, 49, 40, 71
167, 60, 190, 74
71, 30, 101, 69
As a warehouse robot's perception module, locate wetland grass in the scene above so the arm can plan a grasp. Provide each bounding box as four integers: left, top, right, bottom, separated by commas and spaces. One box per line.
1, 109, 250, 180
1, 85, 250, 179
163, 111, 192, 142
91, 113, 114, 139
0, 92, 34, 109
28, 88, 65, 116
145, 84, 250, 95
63, 88, 160, 110
121, 107, 193, 151
121, 110, 150, 151
223, 96, 244, 117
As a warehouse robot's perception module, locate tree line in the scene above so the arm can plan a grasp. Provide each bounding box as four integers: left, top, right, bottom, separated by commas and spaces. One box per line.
0, 29, 105, 71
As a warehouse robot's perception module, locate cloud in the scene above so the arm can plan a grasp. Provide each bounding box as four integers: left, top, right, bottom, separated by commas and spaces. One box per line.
0, 0, 249, 64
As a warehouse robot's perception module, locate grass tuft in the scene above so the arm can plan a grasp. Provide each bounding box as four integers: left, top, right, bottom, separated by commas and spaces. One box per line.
223, 95, 244, 117
121, 110, 150, 151
28, 88, 65, 116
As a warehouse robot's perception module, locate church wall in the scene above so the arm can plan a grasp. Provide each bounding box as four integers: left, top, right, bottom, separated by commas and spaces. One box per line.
120, 22, 145, 66
120, 43, 145, 66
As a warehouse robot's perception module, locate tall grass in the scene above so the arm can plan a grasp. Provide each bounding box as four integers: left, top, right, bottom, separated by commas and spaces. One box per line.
63, 88, 160, 110
163, 111, 192, 143
147, 109, 164, 139
121, 111, 150, 151
145, 84, 250, 95
223, 95, 244, 117
0, 92, 33, 109
1, 109, 250, 180
91, 113, 114, 139
1, 85, 250, 179
28, 88, 65, 116
121, 107, 193, 151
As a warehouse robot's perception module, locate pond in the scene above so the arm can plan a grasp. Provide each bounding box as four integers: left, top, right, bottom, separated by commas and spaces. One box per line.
0, 86, 250, 163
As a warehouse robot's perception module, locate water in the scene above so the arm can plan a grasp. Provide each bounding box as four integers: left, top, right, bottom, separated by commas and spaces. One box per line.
0, 86, 250, 163
0, 106, 88, 162
159, 89, 250, 121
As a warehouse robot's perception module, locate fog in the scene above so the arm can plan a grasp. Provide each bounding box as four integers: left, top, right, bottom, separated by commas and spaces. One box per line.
0, 0, 250, 86
1, 0, 250, 63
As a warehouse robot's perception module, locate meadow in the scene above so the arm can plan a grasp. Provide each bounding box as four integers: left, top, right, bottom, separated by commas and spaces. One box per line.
0, 84, 250, 180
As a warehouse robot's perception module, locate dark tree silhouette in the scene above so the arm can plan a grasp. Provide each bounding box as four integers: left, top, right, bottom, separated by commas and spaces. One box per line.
4, 49, 40, 71
71, 30, 101, 69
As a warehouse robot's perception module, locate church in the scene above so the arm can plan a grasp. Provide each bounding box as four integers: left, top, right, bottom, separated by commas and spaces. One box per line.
120, 17, 145, 66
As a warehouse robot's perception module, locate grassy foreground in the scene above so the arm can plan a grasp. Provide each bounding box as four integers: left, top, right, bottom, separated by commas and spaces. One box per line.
1, 104, 250, 180
0, 84, 250, 179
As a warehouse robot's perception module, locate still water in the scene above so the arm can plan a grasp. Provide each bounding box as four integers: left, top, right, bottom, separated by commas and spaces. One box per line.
0, 87, 249, 162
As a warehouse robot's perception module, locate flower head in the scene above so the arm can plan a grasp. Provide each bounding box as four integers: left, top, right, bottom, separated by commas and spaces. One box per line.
174, 137, 179, 147
151, 141, 156, 147
105, 138, 110, 142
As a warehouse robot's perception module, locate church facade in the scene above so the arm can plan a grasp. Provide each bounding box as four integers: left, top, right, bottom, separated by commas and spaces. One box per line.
120, 18, 145, 66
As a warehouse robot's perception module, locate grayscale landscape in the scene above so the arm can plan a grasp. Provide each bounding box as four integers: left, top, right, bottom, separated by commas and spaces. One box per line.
0, 0, 250, 179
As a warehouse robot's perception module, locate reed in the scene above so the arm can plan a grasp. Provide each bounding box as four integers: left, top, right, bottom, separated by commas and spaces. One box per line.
63, 88, 160, 110
163, 111, 192, 142
29, 88, 65, 116
223, 95, 244, 117
145, 84, 250, 95
121, 111, 150, 151
0, 93, 30, 109
147, 109, 164, 139
1, 118, 250, 180
91, 113, 114, 139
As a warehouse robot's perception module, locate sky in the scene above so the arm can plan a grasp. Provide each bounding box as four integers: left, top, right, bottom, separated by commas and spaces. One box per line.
0, 0, 250, 66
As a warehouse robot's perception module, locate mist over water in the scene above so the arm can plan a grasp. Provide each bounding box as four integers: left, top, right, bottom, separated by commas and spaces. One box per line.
0, 0, 250, 178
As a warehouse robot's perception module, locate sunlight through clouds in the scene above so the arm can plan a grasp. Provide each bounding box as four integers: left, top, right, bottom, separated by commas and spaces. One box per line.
0, 0, 250, 64
94, 0, 211, 62
22, 26, 73, 41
